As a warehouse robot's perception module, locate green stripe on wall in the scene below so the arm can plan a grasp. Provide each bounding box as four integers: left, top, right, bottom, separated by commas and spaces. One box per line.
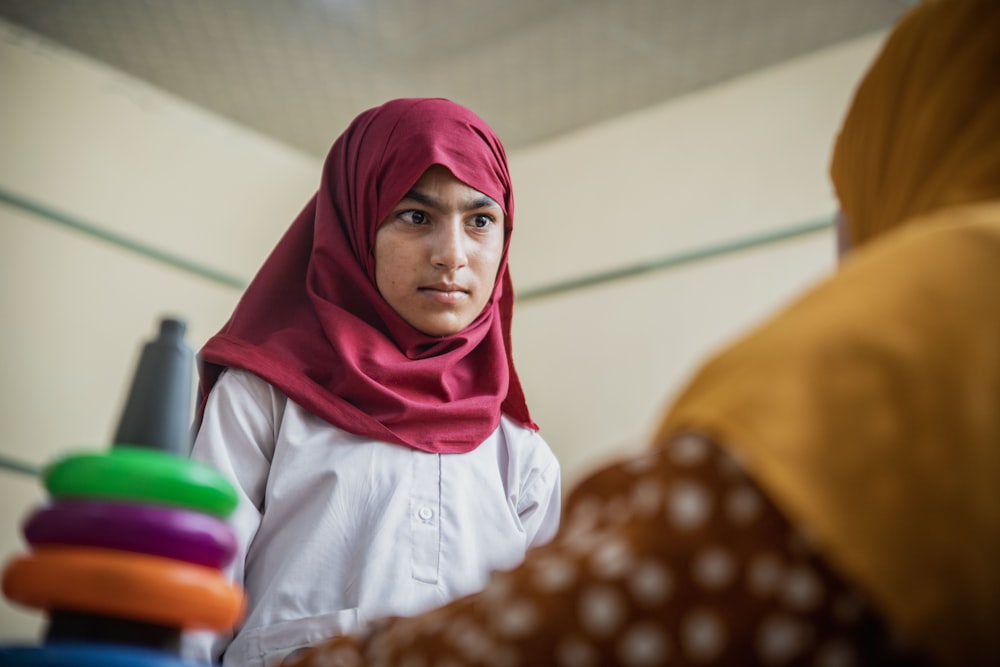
2, 185, 832, 303
517, 219, 832, 302
0, 453, 42, 477
0, 187, 248, 289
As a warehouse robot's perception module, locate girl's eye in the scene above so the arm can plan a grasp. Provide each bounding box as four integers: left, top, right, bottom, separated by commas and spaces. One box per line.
401, 210, 426, 225
471, 214, 494, 229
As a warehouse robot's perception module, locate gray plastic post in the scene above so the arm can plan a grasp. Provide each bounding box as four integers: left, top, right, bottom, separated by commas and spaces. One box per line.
112, 317, 194, 456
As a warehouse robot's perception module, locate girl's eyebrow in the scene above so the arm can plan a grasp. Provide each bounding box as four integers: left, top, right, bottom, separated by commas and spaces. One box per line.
400, 189, 501, 211
399, 189, 437, 207
470, 194, 502, 210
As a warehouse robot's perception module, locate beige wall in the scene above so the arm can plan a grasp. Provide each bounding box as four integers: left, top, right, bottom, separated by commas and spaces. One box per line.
0, 18, 887, 641
0, 21, 320, 639
509, 32, 884, 481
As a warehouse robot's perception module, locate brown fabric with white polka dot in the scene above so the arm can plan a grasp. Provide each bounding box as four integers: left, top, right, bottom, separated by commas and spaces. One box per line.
282, 433, 931, 666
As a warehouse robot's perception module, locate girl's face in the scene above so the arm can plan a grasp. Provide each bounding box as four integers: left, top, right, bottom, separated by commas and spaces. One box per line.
374, 165, 505, 336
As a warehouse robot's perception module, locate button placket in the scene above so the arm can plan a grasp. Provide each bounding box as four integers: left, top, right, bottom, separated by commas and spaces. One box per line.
410, 451, 441, 584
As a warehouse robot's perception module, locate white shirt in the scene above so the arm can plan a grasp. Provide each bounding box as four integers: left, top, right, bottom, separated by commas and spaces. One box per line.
182, 369, 561, 667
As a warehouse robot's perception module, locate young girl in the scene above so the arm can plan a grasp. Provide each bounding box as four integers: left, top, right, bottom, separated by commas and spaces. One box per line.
183, 98, 561, 667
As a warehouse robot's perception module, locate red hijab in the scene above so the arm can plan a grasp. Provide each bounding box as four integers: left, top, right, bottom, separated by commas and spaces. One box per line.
198, 98, 537, 453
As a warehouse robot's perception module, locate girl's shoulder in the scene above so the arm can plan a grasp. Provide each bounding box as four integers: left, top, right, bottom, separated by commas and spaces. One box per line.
216, 368, 288, 403
497, 415, 559, 470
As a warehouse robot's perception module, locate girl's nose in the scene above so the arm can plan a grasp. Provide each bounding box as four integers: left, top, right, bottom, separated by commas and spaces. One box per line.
430, 220, 468, 269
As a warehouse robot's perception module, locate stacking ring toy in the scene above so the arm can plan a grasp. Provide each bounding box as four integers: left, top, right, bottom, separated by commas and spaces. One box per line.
44, 446, 238, 517
24, 499, 238, 569
0, 642, 200, 666
2, 546, 244, 631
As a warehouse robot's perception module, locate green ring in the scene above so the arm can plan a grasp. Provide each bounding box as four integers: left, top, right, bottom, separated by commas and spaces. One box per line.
44, 446, 239, 517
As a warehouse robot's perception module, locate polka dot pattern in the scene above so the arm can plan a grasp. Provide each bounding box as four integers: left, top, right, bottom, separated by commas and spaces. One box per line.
282, 433, 929, 667
579, 584, 628, 637
680, 608, 726, 662
627, 560, 673, 608
618, 622, 671, 666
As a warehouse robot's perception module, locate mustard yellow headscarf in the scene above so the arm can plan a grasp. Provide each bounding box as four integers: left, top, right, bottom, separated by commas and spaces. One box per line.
658, 1, 1000, 665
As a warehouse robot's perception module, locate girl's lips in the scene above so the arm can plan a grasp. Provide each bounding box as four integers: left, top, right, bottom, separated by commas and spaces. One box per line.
420, 287, 468, 304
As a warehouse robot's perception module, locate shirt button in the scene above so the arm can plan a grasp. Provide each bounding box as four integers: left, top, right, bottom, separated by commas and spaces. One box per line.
418, 506, 434, 521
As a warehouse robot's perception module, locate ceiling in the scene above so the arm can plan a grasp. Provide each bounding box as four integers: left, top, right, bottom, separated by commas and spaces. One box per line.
0, 0, 912, 158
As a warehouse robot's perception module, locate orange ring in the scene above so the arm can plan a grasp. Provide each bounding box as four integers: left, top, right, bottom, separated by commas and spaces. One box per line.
2, 547, 244, 631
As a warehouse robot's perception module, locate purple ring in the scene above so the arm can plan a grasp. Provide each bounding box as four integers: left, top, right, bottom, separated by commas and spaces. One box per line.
23, 499, 238, 569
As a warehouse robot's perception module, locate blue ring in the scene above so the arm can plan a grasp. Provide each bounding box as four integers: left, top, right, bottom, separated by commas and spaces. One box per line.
0, 642, 202, 666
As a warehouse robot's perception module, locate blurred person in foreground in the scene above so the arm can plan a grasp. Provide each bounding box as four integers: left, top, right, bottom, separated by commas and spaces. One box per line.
284, 0, 999, 664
